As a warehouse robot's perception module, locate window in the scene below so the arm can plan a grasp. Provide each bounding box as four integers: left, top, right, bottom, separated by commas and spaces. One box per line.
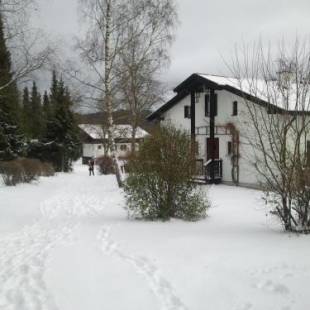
227, 141, 232, 155
98, 145, 102, 150
184, 105, 191, 118
307, 141, 310, 166
205, 94, 217, 117
120, 144, 127, 151
232, 101, 238, 116
205, 95, 210, 117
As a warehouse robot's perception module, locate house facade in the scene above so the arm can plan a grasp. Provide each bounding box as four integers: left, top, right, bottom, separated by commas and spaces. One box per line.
79, 124, 149, 164
148, 73, 310, 188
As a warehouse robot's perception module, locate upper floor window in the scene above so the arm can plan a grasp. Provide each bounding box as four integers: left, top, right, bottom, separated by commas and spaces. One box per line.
205, 94, 217, 117
232, 101, 238, 116
184, 105, 191, 118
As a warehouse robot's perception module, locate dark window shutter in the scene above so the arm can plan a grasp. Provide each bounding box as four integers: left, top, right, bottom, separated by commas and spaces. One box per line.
214, 94, 218, 116
233, 101, 238, 116
205, 95, 210, 117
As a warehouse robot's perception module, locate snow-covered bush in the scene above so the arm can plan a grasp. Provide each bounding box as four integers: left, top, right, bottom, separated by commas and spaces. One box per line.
0, 158, 54, 186
124, 125, 209, 221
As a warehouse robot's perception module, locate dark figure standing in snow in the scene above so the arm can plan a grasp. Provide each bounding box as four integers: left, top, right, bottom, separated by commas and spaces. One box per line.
88, 159, 95, 176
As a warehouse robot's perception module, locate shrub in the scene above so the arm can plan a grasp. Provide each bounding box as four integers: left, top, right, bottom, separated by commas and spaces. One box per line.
17, 158, 42, 183
0, 161, 24, 186
124, 125, 209, 221
96, 155, 114, 175
40, 162, 55, 177
0, 158, 55, 186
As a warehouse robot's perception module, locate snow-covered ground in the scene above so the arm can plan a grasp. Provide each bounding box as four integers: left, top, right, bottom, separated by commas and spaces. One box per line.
1, 163, 310, 310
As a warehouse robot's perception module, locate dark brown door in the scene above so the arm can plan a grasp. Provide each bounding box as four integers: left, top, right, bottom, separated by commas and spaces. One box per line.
206, 138, 219, 160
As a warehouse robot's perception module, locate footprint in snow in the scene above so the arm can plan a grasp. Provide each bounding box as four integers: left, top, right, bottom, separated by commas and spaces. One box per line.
97, 226, 188, 310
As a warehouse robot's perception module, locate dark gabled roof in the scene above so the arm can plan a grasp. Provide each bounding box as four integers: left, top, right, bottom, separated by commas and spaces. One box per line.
147, 73, 295, 121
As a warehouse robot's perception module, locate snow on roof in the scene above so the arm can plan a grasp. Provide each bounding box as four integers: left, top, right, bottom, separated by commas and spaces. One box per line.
198, 73, 309, 111
79, 124, 149, 140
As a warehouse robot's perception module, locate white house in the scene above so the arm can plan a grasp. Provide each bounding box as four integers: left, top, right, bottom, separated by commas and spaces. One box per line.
147, 73, 310, 188
79, 124, 149, 164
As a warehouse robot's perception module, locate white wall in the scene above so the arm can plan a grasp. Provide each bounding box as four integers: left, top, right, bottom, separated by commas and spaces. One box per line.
82, 142, 139, 159
163, 95, 191, 132
162, 90, 261, 186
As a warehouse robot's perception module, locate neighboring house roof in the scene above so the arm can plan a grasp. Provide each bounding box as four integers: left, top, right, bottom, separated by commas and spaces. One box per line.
79, 124, 149, 140
148, 73, 310, 121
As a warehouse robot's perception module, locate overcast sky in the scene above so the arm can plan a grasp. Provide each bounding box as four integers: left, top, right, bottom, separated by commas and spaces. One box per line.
34, 0, 310, 90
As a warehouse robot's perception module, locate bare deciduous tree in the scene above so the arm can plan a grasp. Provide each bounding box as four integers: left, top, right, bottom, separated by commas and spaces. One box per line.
0, 0, 53, 91
228, 38, 310, 232
77, 0, 134, 187
76, 0, 177, 185
115, 0, 177, 153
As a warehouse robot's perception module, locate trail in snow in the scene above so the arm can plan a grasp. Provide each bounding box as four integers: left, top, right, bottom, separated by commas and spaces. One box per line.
0, 183, 106, 310
0, 173, 187, 310
0, 220, 75, 310
97, 226, 188, 310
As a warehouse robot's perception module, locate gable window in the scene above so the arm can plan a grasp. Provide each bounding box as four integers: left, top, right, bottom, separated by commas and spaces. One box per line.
205, 94, 217, 117
232, 101, 238, 116
205, 94, 210, 117
184, 105, 191, 118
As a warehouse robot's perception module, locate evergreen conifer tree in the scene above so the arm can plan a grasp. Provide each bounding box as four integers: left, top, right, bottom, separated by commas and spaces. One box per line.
43, 90, 51, 118
41, 73, 81, 171
22, 86, 32, 138
29, 81, 43, 139
0, 13, 23, 160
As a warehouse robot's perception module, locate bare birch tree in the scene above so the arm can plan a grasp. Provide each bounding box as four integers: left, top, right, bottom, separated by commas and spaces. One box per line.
228, 38, 310, 232
115, 0, 177, 153
77, 0, 134, 187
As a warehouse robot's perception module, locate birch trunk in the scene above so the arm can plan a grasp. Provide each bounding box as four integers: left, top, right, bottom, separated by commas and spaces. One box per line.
104, 0, 122, 187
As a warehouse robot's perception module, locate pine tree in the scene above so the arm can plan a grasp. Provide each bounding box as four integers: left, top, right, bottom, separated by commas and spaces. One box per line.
22, 86, 32, 138
29, 81, 43, 139
41, 73, 80, 171
43, 90, 51, 118
0, 13, 23, 160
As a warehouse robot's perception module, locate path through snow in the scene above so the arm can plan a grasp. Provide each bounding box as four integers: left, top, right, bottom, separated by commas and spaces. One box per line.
1, 164, 310, 310
0, 167, 187, 310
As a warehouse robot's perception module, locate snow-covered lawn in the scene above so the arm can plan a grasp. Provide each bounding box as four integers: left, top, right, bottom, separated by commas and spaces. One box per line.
1, 164, 310, 310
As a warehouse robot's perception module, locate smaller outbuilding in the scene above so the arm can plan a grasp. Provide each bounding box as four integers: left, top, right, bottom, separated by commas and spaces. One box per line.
79, 124, 149, 164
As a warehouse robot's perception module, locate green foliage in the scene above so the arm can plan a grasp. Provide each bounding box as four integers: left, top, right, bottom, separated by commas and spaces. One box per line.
29, 81, 43, 139
124, 125, 209, 221
0, 13, 23, 161
40, 72, 81, 172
